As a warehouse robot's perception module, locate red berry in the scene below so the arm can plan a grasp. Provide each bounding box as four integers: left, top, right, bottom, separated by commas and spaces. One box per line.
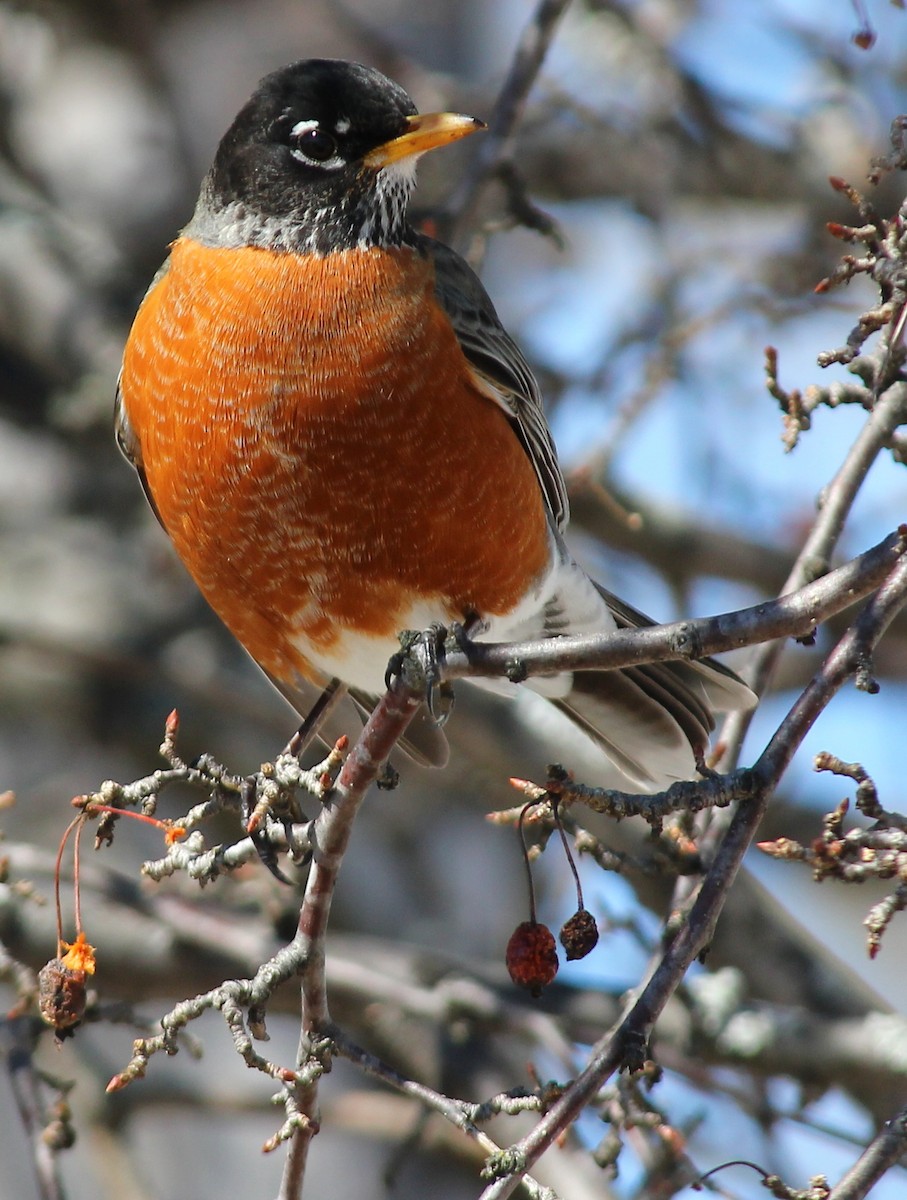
506, 920, 559, 996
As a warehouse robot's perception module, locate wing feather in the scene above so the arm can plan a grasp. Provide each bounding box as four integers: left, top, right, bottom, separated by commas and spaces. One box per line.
424, 236, 569, 532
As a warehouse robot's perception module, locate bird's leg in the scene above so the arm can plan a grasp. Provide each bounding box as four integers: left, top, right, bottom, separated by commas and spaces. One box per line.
447, 611, 483, 655
242, 680, 349, 884
282, 678, 349, 760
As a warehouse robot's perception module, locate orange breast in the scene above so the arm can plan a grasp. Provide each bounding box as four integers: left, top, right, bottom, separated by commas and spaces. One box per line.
119, 237, 550, 685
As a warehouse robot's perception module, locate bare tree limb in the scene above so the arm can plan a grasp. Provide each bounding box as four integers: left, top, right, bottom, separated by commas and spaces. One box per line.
719, 370, 907, 769
278, 679, 425, 1199
1, 1016, 69, 1200
446, 0, 573, 248
437, 528, 906, 683
328, 1027, 556, 1200
827, 1105, 907, 1200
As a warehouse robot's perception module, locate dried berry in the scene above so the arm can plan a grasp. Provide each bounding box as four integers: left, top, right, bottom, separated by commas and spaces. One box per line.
37, 958, 87, 1034
559, 908, 599, 961
506, 920, 559, 996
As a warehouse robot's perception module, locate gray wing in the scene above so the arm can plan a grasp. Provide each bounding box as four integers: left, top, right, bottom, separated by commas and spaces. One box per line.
423, 236, 569, 533
114, 259, 174, 528
114, 374, 166, 527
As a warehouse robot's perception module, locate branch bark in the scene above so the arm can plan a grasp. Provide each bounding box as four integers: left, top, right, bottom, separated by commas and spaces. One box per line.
279, 680, 425, 1198
437, 528, 906, 683
827, 1105, 907, 1200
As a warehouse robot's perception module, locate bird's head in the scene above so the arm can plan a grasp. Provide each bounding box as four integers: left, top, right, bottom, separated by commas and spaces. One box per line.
187, 58, 484, 253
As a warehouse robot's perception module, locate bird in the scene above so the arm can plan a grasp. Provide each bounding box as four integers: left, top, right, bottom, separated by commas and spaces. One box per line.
116, 58, 753, 790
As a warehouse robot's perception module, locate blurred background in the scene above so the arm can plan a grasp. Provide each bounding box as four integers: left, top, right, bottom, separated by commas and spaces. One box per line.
2, 1, 907, 1197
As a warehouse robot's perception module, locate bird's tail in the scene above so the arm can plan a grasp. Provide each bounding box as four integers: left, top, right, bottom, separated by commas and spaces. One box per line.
548, 582, 755, 790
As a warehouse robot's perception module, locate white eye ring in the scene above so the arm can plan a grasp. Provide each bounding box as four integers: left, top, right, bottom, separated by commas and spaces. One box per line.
289, 119, 319, 138
287, 119, 344, 170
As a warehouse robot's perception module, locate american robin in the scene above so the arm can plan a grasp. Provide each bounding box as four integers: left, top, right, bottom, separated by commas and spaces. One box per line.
117, 58, 753, 787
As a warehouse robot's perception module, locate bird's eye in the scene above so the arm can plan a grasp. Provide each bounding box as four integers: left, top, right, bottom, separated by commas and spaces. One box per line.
289, 124, 338, 163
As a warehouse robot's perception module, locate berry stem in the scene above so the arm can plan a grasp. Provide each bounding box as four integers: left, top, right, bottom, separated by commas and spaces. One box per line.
53, 814, 85, 954
517, 801, 540, 924
552, 799, 584, 911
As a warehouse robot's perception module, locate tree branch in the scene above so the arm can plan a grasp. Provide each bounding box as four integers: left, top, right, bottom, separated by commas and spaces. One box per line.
446, 0, 573, 248
719, 368, 907, 770
278, 676, 426, 1199
437, 528, 906, 683
476, 553, 907, 1198
827, 1105, 907, 1200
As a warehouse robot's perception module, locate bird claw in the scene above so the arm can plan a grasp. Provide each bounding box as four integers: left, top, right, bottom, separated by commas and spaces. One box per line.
242, 777, 295, 886
386, 623, 456, 726
426, 678, 455, 726
249, 826, 295, 885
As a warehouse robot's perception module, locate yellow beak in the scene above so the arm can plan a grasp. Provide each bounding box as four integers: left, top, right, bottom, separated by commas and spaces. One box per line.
364, 112, 485, 169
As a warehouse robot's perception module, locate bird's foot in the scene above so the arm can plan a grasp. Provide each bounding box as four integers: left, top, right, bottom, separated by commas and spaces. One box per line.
386, 623, 455, 726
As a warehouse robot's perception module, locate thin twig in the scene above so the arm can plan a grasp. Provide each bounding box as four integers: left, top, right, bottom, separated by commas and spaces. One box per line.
2, 1017, 68, 1200
681, 376, 907, 916
329, 1027, 555, 1199
447, 0, 573, 249
719, 376, 907, 768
